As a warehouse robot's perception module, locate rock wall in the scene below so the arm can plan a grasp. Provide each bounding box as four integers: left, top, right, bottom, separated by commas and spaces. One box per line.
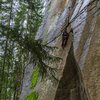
20, 0, 100, 100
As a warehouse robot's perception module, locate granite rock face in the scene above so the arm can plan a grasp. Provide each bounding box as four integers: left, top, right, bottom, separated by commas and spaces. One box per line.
20, 0, 100, 100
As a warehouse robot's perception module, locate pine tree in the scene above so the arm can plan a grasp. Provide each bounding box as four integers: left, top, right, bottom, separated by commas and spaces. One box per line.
0, 0, 61, 99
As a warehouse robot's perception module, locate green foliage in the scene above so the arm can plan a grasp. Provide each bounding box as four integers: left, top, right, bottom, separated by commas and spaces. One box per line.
25, 91, 38, 100
0, 0, 60, 99
1, 23, 61, 77
0, 0, 44, 99
30, 67, 39, 89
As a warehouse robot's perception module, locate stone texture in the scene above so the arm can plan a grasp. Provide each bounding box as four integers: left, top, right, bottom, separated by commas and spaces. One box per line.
20, 63, 34, 100
54, 46, 86, 100
20, 0, 100, 100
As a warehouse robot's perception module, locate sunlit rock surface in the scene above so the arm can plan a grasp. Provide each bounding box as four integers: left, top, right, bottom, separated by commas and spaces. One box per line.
20, 63, 34, 100
20, 0, 100, 100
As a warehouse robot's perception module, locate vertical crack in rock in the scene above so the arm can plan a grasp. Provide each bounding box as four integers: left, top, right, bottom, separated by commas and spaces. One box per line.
54, 44, 88, 100
20, 0, 100, 100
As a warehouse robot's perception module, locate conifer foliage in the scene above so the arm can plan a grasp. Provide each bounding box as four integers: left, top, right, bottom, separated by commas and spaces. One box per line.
0, 0, 56, 99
